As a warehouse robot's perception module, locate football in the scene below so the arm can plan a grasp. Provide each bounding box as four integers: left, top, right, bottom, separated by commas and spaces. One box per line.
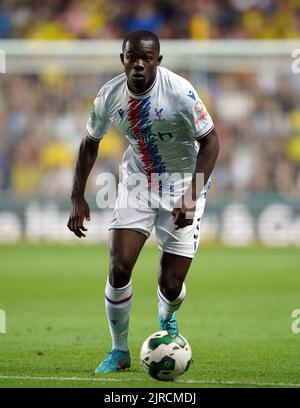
140, 330, 192, 381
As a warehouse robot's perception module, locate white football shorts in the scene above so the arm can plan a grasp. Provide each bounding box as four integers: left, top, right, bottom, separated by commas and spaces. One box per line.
109, 183, 207, 258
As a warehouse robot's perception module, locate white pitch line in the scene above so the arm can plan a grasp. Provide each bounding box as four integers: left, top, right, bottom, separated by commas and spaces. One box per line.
0, 375, 299, 387
0, 375, 141, 383
177, 379, 300, 387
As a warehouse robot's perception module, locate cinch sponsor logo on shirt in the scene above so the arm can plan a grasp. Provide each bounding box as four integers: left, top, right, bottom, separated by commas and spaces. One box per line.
194, 99, 208, 125
126, 129, 173, 142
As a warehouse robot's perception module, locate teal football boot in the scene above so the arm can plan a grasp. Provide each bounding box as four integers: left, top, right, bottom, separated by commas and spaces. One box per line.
95, 349, 131, 373
159, 312, 178, 336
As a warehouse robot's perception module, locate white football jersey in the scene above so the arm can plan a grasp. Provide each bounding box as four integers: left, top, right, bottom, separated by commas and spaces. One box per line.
86, 66, 214, 194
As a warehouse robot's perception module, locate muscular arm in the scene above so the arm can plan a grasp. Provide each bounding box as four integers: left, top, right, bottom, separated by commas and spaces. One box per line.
190, 128, 220, 200
67, 135, 100, 238
172, 128, 220, 229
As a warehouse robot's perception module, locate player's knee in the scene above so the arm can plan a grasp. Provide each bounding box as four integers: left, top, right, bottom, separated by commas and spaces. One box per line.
109, 260, 131, 288
158, 276, 182, 301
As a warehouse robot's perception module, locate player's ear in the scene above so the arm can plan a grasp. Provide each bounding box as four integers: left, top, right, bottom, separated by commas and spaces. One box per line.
157, 55, 163, 65
120, 53, 124, 65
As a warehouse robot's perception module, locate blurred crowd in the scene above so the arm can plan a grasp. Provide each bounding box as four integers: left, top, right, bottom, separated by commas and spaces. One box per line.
1, 0, 300, 40
1, 68, 300, 199
1, 0, 300, 201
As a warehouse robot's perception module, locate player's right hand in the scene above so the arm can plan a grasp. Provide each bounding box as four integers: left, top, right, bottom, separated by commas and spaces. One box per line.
67, 197, 90, 238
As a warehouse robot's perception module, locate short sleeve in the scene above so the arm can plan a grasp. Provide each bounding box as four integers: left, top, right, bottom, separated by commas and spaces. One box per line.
180, 84, 214, 139
86, 87, 110, 141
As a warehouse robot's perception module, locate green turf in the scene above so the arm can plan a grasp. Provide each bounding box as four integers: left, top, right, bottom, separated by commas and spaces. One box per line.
0, 243, 300, 388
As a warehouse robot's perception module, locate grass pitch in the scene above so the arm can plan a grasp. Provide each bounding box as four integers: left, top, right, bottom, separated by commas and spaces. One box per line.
0, 243, 300, 388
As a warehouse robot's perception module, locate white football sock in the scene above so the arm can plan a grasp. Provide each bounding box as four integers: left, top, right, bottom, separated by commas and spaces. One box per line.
105, 279, 132, 351
157, 283, 186, 320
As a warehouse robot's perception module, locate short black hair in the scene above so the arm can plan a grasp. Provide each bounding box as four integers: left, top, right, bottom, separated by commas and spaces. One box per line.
122, 30, 160, 54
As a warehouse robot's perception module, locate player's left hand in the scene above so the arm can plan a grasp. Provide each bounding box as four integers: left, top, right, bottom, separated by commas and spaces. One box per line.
172, 196, 196, 230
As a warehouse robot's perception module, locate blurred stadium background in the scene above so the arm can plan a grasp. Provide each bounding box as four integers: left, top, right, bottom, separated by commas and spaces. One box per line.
0, 0, 300, 246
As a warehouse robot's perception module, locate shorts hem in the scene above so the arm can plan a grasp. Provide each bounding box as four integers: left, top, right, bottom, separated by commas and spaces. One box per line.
158, 247, 195, 259
109, 226, 150, 238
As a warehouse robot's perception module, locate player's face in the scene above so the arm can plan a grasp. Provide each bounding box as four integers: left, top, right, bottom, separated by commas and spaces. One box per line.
121, 39, 162, 94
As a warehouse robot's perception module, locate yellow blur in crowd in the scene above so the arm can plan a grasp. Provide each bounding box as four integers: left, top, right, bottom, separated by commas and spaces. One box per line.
4, 0, 300, 40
